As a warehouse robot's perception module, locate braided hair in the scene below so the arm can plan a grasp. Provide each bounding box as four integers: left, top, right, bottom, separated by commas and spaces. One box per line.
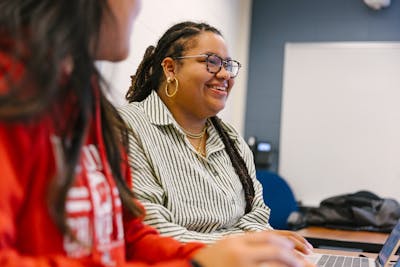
126, 21, 255, 213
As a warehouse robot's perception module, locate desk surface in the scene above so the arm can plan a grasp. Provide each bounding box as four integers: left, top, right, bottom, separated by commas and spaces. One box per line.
297, 226, 388, 244
297, 226, 388, 253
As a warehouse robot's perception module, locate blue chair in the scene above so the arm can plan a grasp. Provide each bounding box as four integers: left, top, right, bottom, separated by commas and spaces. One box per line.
256, 170, 299, 229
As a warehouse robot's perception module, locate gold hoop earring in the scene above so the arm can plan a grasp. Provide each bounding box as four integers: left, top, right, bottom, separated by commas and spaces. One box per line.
165, 77, 179, 97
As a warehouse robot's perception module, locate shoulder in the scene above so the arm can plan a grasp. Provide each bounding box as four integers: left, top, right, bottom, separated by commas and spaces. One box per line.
0, 116, 54, 152
118, 102, 147, 126
215, 118, 240, 138
118, 101, 143, 117
213, 118, 250, 153
0, 116, 56, 182
118, 102, 162, 142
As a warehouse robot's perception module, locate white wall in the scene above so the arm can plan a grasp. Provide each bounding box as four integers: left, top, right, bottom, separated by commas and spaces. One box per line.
99, 0, 252, 134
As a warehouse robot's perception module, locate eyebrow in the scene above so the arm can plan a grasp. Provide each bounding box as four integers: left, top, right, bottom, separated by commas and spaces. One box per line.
202, 52, 232, 60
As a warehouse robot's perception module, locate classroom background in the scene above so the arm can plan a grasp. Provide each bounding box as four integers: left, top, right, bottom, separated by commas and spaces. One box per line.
99, 0, 400, 206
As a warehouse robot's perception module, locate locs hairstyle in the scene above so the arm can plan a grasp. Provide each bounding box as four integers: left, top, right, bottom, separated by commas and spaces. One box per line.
126, 21, 255, 213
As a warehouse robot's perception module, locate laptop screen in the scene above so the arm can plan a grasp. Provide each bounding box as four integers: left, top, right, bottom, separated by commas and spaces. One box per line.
376, 220, 400, 266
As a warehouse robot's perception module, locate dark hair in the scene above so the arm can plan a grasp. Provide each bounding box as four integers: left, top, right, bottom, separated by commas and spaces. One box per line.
0, 0, 143, 235
126, 21, 255, 213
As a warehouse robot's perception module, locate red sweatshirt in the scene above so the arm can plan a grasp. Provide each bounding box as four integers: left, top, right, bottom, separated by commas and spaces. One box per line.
0, 51, 204, 267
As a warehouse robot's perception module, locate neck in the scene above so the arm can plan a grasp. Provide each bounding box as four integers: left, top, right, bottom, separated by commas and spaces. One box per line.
156, 90, 208, 137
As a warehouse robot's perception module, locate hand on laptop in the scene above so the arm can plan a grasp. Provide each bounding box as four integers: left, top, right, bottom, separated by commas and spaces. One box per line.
191, 231, 315, 267
270, 230, 314, 255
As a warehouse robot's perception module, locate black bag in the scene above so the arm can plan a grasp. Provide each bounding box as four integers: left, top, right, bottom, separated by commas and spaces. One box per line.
302, 191, 400, 232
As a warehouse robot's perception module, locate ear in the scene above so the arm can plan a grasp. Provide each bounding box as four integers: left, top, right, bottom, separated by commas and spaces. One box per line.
161, 57, 176, 80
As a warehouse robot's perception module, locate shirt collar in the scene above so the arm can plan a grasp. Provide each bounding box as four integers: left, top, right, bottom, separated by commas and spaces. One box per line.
143, 90, 175, 126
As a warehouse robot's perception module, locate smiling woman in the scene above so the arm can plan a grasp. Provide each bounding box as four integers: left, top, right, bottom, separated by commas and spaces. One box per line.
119, 22, 263, 243
118, 21, 313, 254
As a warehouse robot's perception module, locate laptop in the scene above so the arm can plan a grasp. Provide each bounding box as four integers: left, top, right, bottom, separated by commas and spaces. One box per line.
306, 220, 400, 267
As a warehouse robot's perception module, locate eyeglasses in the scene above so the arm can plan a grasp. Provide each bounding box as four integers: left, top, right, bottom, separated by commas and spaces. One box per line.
173, 53, 242, 78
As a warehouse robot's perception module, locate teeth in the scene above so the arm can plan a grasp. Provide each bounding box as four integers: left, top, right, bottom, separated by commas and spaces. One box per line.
209, 85, 226, 91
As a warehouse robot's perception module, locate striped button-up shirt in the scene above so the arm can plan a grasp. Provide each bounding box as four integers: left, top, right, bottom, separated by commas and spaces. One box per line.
119, 91, 272, 244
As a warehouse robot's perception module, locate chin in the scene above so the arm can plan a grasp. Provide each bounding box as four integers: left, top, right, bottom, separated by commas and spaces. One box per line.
96, 47, 129, 62
108, 52, 129, 62
211, 105, 225, 115
110, 54, 129, 62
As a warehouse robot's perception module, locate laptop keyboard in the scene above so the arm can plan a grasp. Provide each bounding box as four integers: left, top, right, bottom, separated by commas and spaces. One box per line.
317, 255, 370, 267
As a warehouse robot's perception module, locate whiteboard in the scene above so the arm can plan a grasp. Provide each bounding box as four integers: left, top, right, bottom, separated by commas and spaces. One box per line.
279, 42, 400, 206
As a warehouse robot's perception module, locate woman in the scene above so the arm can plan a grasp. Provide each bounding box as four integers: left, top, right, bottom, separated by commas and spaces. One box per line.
119, 21, 313, 253
0, 1, 313, 267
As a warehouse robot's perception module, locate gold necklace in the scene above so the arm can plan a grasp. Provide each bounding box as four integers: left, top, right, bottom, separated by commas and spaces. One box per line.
196, 132, 206, 156
181, 125, 207, 139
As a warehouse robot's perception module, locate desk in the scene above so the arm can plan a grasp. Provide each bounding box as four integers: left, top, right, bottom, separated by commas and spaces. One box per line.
297, 226, 388, 253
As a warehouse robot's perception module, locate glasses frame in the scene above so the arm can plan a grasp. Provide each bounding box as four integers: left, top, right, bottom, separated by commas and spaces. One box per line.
173, 53, 242, 78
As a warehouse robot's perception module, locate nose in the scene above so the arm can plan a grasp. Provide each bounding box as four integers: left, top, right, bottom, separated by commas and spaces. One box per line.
216, 66, 232, 80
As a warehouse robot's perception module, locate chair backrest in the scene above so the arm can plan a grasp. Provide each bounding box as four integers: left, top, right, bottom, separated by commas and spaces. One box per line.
256, 170, 298, 229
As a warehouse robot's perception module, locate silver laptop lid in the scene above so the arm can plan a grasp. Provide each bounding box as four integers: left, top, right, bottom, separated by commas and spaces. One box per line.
375, 220, 400, 267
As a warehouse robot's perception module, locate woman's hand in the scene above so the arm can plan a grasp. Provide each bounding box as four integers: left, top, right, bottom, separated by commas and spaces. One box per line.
191, 231, 315, 267
271, 230, 314, 255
